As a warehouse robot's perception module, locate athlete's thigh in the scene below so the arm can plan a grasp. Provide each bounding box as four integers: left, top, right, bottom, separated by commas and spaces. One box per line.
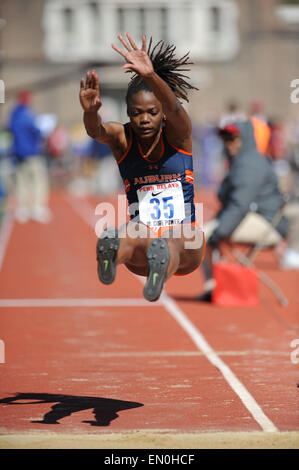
172, 226, 205, 274
120, 221, 153, 276
124, 261, 148, 276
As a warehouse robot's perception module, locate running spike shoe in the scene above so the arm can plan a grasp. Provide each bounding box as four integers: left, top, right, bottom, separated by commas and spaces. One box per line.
143, 239, 170, 302
96, 227, 120, 284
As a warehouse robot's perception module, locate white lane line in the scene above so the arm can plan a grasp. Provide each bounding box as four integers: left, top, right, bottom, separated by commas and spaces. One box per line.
69, 350, 287, 358
66, 193, 278, 433
0, 298, 158, 307
160, 293, 278, 432
0, 211, 14, 272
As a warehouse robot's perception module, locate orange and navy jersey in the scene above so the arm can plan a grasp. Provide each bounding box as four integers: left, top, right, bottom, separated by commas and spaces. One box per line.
117, 123, 196, 230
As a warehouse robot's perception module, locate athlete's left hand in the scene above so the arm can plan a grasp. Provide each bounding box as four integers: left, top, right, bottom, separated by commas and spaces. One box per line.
111, 33, 154, 78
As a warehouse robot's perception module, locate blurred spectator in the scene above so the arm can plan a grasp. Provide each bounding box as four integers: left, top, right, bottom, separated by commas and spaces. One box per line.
247, 100, 271, 157
267, 118, 286, 161
0, 172, 5, 219
221, 99, 272, 157
8, 91, 51, 223
249, 100, 267, 123
250, 115, 271, 156
0, 128, 14, 204
287, 117, 299, 197
87, 139, 122, 195
219, 100, 246, 128
192, 120, 224, 188
196, 120, 289, 301
46, 124, 69, 160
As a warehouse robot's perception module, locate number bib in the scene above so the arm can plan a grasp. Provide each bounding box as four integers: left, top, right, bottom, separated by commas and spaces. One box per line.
137, 181, 185, 228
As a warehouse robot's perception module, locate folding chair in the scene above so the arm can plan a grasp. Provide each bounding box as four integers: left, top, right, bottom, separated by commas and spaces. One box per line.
219, 195, 290, 307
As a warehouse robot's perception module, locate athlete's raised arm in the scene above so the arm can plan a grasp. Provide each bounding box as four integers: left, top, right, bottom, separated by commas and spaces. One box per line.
111, 33, 196, 145
79, 70, 124, 149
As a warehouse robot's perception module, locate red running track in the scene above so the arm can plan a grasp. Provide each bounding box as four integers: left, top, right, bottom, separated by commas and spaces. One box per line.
0, 190, 298, 435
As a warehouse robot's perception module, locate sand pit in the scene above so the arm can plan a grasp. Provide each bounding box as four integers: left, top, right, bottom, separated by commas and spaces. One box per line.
0, 431, 298, 449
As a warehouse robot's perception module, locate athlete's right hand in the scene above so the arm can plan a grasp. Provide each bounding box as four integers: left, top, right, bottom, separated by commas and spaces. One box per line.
79, 70, 102, 112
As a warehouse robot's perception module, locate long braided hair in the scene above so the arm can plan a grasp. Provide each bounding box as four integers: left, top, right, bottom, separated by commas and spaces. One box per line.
125, 37, 198, 107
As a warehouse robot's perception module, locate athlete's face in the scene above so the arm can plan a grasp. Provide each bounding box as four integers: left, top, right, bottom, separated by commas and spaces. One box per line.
127, 91, 163, 140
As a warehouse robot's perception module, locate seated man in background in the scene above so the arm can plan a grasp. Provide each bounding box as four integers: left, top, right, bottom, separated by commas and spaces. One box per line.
197, 120, 289, 302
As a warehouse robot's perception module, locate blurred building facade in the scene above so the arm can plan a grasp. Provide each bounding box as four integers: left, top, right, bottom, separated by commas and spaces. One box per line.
0, 0, 299, 127
42, 0, 240, 63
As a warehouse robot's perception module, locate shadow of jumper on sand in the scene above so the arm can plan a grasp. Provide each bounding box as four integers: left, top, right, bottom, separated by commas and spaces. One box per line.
0, 392, 144, 426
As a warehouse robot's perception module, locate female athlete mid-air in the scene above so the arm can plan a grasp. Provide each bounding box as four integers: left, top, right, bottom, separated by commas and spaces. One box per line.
79, 33, 205, 302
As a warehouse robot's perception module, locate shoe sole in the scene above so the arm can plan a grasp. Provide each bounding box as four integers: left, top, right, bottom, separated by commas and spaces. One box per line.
143, 239, 170, 302
96, 228, 119, 285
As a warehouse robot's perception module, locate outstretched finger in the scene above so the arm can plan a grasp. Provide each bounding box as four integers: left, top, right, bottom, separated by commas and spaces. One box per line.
111, 43, 127, 58
141, 34, 146, 52
126, 32, 138, 50
80, 78, 85, 90
93, 71, 100, 92
90, 69, 97, 89
85, 70, 91, 90
117, 33, 132, 52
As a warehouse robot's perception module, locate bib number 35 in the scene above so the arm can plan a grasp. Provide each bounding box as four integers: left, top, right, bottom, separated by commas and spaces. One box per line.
149, 196, 174, 220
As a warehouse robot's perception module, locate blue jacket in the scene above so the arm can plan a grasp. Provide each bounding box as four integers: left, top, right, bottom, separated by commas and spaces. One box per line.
9, 104, 42, 160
